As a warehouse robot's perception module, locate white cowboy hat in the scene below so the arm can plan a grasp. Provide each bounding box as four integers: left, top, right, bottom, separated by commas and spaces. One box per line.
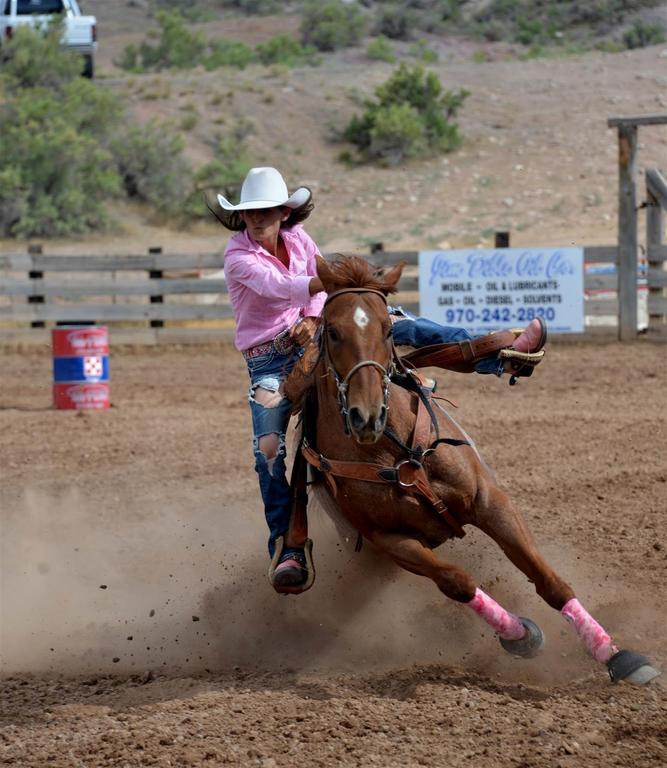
217, 167, 311, 211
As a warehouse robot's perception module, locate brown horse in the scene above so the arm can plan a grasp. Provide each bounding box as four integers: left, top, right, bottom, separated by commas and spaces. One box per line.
288, 255, 658, 685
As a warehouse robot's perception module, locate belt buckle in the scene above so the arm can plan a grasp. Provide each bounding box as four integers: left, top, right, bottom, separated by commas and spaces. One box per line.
273, 328, 294, 355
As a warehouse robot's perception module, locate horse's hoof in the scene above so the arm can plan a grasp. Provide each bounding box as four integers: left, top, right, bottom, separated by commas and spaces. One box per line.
499, 617, 544, 658
607, 649, 661, 685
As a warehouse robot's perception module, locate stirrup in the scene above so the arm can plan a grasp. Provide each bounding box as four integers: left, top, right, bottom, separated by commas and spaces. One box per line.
267, 535, 316, 595
498, 348, 545, 386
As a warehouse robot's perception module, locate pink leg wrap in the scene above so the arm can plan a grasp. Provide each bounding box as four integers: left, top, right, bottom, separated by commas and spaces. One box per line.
561, 598, 618, 663
467, 588, 526, 640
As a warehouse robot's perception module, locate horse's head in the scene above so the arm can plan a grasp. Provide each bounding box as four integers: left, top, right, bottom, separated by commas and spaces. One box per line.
317, 255, 405, 443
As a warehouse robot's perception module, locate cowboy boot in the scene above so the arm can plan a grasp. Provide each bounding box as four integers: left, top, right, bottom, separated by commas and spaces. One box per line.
500, 318, 547, 383
511, 317, 547, 353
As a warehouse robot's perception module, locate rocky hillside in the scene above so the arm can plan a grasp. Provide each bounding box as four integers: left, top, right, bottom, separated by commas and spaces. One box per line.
4, 0, 667, 255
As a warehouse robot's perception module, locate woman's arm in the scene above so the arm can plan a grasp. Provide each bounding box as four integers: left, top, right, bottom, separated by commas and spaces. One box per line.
225, 253, 314, 308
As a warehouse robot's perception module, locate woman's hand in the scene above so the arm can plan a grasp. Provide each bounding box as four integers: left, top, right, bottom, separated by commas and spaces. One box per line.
290, 317, 319, 347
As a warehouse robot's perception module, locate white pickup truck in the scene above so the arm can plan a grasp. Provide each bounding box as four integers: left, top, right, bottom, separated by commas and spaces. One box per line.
1, 0, 97, 77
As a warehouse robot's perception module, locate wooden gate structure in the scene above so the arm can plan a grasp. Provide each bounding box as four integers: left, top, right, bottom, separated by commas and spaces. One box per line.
608, 113, 667, 340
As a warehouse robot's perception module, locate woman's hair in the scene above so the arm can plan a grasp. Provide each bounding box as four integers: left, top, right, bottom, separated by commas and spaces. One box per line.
208, 191, 314, 232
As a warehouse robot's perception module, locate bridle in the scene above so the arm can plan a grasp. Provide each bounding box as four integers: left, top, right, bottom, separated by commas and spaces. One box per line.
321, 288, 395, 436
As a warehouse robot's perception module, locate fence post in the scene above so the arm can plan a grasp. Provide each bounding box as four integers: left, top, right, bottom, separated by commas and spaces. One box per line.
616, 123, 638, 341
27, 243, 45, 329
495, 231, 510, 248
646, 180, 664, 330
148, 246, 164, 329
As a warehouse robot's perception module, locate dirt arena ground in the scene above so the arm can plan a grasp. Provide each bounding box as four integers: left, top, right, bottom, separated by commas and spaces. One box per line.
1, 340, 666, 767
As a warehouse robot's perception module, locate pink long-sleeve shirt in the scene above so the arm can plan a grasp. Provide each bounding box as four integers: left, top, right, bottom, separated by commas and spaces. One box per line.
223, 224, 327, 352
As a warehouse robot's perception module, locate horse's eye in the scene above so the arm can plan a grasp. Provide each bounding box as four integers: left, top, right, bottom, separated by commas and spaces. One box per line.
327, 327, 340, 343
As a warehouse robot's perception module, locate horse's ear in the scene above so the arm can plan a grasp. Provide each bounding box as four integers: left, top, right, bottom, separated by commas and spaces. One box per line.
378, 261, 405, 295
316, 254, 340, 293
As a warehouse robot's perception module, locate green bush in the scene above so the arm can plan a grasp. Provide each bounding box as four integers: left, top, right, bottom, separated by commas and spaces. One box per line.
622, 20, 666, 48
255, 34, 319, 66
468, 0, 663, 45
119, 15, 321, 73
203, 39, 255, 70
119, 10, 206, 71
0, 83, 121, 237
115, 43, 142, 73
219, 0, 280, 12
366, 35, 396, 62
0, 20, 82, 90
343, 63, 468, 164
154, 0, 215, 22
436, 0, 463, 22
368, 103, 427, 164
0, 25, 122, 236
109, 122, 192, 211
515, 16, 551, 45
301, 1, 365, 52
375, 3, 416, 40
570, 1, 662, 26
0, 24, 201, 236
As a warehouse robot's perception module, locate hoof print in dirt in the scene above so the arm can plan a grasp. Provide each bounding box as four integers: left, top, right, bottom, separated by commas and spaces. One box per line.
607, 649, 661, 685
499, 617, 545, 659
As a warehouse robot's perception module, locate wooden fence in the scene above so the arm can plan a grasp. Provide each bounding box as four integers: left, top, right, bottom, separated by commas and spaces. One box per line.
0, 247, 231, 344
646, 167, 667, 333
1, 241, 659, 345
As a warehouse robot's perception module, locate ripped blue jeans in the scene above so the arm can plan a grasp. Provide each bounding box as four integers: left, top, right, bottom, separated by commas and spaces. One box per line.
246, 349, 297, 558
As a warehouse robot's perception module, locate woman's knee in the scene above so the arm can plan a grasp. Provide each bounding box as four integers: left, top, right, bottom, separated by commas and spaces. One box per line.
253, 432, 287, 479
257, 432, 282, 460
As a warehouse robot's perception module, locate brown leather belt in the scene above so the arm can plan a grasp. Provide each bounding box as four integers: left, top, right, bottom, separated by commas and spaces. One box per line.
243, 328, 295, 361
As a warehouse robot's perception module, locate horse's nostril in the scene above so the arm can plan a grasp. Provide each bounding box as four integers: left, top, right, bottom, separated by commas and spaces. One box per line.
349, 406, 367, 432
350, 405, 387, 435
376, 405, 388, 430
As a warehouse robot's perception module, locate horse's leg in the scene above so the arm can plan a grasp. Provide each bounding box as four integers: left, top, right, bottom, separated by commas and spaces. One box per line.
476, 487, 659, 681
476, 488, 575, 610
368, 530, 538, 649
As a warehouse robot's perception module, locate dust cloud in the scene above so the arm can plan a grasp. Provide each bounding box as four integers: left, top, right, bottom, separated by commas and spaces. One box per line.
1, 484, 659, 683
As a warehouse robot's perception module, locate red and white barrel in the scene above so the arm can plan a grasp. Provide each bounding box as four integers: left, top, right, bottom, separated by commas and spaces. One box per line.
52, 326, 110, 410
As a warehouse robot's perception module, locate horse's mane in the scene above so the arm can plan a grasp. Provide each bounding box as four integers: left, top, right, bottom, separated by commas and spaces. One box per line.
320, 254, 399, 294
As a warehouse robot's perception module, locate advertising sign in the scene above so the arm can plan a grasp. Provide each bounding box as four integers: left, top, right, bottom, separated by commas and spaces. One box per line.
418, 247, 584, 334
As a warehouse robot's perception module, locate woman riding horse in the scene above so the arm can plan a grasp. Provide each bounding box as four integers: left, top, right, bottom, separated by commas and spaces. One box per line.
214, 167, 547, 591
